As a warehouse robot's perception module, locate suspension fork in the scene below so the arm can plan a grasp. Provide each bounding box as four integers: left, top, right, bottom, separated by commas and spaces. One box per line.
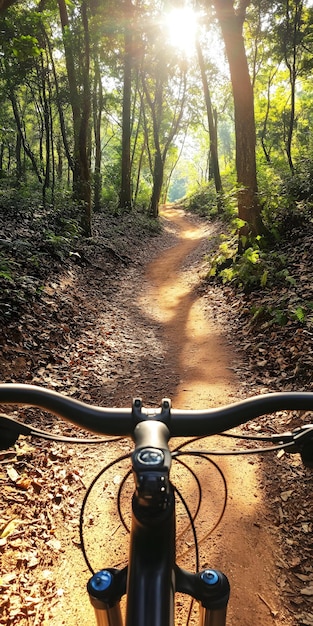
87, 498, 176, 626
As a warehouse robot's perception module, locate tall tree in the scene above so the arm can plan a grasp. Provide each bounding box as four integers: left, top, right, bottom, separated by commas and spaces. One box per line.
92, 51, 103, 212
274, 0, 311, 174
119, 0, 134, 211
213, 0, 265, 238
196, 39, 222, 195
0, 0, 15, 13
57, 0, 92, 236
142, 62, 187, 217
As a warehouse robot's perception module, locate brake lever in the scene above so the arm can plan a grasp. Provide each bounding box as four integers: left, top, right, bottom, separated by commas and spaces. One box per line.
262, 426, 313, 468
290, 425, 313, 468
272, 425, 313, 468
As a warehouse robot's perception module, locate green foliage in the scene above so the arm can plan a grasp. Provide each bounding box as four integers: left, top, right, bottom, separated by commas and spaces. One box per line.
208, 234, 295, 293
249, 300, 313, 329
12, 35, 43, 60
133, 180, 151, 212
186, 183, 219, 217
292, 306, 306, 323
184, 182, 239, 222
207, 218, 313, 330
0, 254, 15, 283
256, 157, 313, 238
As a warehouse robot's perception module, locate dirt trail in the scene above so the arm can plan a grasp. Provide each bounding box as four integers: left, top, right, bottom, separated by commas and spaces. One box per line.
141, 206, 286, 625
145, 206, 235, 407
17, 206, 289, 626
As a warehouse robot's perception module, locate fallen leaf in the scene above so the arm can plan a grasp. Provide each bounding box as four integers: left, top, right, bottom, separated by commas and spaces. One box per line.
0, 518, 20, 539
281, 490, 293, 502
301, 586, 313, 597
0, 572, 16, 586
6, 466, 20, 482
16, 477, 32, 490
46, 538, 62, 552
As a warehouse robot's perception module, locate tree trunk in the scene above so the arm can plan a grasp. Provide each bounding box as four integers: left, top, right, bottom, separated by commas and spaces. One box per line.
40, 54, 50, 204
149, 150, 164, 217
133, 142, 145, 207
196, 40, 223, 195
78, 0, 91, 236
9, 86, 42, 183
93, 53, 103, 212
15, 132, 22, 181
260, 70, 277, 165
214, 0, 264, 237
119, 0, 133, 211
283, 0, 303, 175
44, 26, 74, 174
143, 64, 187, 218
58, 0, 91, 236
0, 0, 16, 13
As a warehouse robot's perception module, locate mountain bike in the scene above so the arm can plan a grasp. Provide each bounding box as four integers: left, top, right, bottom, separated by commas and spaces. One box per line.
1, 383, 313, 626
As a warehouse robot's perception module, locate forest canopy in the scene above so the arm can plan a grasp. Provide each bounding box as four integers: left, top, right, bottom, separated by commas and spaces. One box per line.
0, 0, 313, 239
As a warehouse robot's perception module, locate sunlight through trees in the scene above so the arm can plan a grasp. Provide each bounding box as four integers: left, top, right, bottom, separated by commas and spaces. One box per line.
0, 0, 313, 239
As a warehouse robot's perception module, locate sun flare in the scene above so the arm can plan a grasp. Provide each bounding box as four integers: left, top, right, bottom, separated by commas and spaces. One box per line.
165, 6, 199, 57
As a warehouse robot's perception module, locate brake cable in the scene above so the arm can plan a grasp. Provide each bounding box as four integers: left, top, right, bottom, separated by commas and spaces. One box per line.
79, 453, 131, 575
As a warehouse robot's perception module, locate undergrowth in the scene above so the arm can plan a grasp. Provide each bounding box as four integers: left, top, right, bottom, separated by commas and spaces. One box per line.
0, 185, 162, 320
184, 172, 313, 330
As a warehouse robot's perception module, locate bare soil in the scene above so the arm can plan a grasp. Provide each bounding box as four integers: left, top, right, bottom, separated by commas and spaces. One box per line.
0, 206, 311, 625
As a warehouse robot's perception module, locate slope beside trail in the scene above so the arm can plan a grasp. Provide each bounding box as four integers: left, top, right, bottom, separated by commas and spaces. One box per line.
1, 206, 292, 626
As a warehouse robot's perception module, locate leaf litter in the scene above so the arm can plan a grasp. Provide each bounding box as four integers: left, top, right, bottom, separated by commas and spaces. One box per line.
0, 209, 312, 625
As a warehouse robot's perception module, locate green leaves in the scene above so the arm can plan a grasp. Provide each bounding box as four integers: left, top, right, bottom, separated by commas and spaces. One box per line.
12, 35, 42, 61
292, 306, 306, 323
243, 247, 259, 265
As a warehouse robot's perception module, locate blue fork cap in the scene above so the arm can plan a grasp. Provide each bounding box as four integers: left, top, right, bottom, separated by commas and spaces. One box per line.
90, 570, 112, 592
201, 570, 219, 586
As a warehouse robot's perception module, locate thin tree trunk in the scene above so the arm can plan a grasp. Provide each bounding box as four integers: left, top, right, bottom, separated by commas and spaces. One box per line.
150, 151, 164, 218
15, 132, 22, 181
133, 142, 145, 207
9, 87, 42, 183
196, 40, 223, 195
283, 0, 302, 175
143, 68, 187, 218
58, 0, 91, 236
44, 27, 74, 173
261, 70, 277, 164
93, 54, 103, 212
119, 0, 133, 211
78, 0, 91, 236
40, 54, 50, 205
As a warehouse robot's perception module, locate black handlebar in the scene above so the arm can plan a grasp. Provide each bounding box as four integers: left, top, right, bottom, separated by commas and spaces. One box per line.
0, 384, 313, 437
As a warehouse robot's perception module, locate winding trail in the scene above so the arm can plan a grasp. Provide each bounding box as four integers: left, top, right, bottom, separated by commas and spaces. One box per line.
48, 206, 288, 626
145, 206, 235, 407
140, 206, 284, 625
